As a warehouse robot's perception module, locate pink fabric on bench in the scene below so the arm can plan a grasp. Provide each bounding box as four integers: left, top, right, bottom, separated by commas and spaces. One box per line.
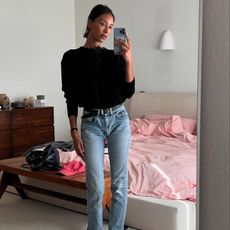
58, 160, 85, 176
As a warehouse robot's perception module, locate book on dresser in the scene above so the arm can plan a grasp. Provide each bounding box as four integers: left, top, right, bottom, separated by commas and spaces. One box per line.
0, 107, 54, 159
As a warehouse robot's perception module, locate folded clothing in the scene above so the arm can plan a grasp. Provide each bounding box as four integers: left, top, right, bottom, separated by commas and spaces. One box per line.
58, 160, 85, 176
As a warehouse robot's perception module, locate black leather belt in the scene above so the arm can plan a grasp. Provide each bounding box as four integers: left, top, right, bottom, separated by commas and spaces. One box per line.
83, 104, 122, 119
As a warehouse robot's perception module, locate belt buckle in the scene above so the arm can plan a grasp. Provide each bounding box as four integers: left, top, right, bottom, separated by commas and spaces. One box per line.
103, 109, 109, 115
102, 108, 112, 116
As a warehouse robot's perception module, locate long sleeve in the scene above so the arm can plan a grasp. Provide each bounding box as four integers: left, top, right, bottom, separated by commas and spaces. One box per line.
118, 56, 135, 98
61, 51, 79, 117
123, 78, 135, 98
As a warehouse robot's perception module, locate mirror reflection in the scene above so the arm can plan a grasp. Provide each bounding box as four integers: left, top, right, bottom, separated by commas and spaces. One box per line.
0, 1, 199, 230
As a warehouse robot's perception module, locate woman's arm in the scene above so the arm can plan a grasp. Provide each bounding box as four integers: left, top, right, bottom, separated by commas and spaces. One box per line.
120, 35, 135, 83
124, 59, 134, 83
69, 115, 85, 161
61, 51, 84, 160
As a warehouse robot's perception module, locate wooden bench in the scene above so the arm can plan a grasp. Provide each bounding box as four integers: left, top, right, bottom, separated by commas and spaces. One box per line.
0, 156, 112, 211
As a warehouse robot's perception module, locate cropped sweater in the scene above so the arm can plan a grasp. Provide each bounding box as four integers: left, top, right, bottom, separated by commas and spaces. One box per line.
61, 47, 135, 116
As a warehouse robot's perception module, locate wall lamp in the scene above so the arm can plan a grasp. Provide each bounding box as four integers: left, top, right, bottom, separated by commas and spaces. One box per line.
159, 30, 175, 50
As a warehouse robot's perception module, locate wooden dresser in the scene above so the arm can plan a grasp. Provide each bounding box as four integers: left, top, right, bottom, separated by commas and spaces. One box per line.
0, 107, 54, 159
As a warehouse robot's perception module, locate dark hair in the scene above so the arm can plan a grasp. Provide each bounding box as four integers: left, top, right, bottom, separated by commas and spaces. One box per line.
83, 4, 115, 38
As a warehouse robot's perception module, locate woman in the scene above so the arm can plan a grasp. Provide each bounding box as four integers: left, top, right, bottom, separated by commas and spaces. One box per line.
61, 4, 135, 230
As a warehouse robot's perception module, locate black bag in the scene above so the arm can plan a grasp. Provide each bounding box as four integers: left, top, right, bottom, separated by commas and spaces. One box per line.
24, 144, 60, 171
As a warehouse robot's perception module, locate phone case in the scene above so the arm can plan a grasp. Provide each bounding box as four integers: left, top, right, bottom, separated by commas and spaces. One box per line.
114, 28, 126, 54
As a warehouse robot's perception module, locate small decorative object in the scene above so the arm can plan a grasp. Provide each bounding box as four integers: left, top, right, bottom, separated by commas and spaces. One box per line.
0, 93, 10, 109
23, 96, 34, 108
11, 101, 25, 109
34, 95, 45, 107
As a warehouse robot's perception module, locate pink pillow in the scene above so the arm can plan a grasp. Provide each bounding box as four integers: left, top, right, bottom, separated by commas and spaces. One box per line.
130, 118, 160, 136
181, 118, 197, 134
143, 114, 197, 134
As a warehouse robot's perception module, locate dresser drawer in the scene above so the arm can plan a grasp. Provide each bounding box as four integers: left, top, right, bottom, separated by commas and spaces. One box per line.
0, 110, 10, 131
11, 107, 54, 129
0, 107, 54, 159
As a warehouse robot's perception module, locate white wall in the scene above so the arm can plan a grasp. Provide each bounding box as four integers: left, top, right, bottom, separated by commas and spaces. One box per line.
75, 0, 199, 93
0, 0, 75, 140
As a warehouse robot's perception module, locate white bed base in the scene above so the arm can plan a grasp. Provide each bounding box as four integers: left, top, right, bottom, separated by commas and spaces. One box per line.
126, 195, 196, 230
6, 178, 196, 230
6, 92, 197, 230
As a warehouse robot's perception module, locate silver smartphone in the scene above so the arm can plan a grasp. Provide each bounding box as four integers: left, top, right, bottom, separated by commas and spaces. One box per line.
114, 28, 126, 55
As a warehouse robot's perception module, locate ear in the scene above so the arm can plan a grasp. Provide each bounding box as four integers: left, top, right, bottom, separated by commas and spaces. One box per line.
88, 19, 93, 30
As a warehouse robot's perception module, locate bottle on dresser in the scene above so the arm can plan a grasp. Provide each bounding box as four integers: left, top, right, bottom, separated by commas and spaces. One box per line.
34, 95, 45, 107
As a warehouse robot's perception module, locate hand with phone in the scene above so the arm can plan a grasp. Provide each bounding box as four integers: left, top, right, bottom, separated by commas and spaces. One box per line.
114, 28, 132, 62
114, 27, 134, 82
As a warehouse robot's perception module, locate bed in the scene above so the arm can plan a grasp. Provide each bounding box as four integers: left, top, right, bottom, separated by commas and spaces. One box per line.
121, 92, 197, 230
6, 92, 197, 230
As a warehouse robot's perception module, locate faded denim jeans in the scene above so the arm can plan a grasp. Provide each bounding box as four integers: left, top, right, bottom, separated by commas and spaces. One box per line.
81, 105, 130, 230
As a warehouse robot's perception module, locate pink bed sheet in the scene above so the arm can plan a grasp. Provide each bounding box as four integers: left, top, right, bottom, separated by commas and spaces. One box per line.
104, 115, 197, 201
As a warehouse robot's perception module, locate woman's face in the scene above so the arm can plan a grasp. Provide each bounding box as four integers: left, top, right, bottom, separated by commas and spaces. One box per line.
88, 13, 114, 43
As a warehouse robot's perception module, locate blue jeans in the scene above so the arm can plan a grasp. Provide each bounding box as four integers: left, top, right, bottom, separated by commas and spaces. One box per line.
81, 105, 130, 230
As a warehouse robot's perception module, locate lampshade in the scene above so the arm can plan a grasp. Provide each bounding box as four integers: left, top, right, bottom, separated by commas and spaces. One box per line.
159, 30, 175, 50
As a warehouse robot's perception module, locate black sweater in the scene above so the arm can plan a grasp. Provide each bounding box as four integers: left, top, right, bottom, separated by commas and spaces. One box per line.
61, 47, 135, 116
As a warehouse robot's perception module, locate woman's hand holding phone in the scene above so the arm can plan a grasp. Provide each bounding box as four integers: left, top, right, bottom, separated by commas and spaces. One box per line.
114, 28, 132, 64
